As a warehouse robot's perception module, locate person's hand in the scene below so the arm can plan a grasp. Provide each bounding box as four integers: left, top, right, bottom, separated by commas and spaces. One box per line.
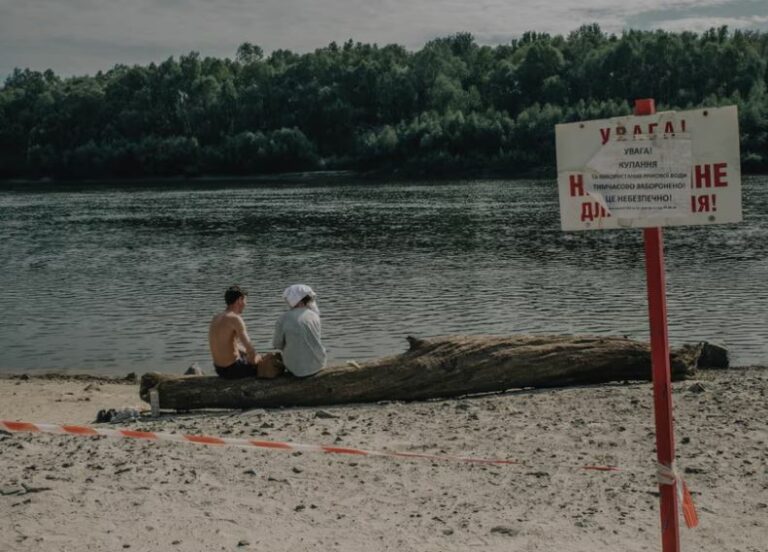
253, 353, 263, 365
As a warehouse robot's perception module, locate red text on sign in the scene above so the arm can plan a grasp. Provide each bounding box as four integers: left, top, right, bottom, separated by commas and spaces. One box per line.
599, 120, 687, 145
693, 163, 728, 188
569, 174, 585, 197
691, 194, 717, 213
580, 202, 611, 222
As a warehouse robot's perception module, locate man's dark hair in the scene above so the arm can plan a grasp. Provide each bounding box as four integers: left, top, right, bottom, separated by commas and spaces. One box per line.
224, 285, 247, 305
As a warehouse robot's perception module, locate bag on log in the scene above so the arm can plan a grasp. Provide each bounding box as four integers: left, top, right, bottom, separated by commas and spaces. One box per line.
257, 352, 285, 379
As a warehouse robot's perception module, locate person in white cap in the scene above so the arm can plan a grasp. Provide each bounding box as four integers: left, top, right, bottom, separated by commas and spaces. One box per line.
272, 284, 326, 377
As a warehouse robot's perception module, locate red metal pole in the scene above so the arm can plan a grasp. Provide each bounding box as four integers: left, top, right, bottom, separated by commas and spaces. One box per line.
635, 98, 681, 552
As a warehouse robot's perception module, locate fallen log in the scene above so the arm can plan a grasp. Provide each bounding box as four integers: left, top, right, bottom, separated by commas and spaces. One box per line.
139, 334, 707, 411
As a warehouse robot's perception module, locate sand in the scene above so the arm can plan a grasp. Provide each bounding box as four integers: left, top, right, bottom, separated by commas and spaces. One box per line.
1, 368, 766, 552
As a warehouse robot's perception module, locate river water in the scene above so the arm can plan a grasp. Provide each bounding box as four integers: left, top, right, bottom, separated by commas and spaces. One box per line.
1, 177, 766, 376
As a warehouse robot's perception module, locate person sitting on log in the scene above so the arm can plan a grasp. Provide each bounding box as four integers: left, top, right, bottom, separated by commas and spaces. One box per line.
208, 285, 265, 379
272, 284, 327, 378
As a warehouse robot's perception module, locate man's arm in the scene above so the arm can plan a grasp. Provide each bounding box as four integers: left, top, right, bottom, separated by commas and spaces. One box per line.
234, 315, 261, 365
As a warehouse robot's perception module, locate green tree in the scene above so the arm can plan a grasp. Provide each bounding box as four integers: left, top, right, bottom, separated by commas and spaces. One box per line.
236, 43, 264, 64
1, 27, 767, 179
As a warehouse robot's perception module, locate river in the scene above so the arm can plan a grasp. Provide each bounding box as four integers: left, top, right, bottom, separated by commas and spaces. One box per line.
0, 177, 766, 375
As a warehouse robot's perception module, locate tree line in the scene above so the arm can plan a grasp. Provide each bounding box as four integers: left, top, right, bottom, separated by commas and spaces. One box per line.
1, 24, 767, 180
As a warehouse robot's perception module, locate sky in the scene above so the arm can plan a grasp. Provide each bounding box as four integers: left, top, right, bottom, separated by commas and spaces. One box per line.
1, 0, 767, 78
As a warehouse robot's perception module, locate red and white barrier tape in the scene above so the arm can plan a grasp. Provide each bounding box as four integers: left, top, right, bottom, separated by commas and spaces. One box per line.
2, 419, 697, 529
656, 462, 700, 529
1, 419, 618, 471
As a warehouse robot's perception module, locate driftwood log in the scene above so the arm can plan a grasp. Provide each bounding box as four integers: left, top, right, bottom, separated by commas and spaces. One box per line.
139, 335, 708, 411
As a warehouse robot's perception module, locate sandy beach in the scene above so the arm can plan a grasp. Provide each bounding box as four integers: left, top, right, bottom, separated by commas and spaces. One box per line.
1, 368, 766, 552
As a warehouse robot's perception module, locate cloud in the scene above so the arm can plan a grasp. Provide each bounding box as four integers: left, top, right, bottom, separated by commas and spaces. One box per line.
651, 15, 768, 33
624, 0, 768, 30
1, 0, 767, 77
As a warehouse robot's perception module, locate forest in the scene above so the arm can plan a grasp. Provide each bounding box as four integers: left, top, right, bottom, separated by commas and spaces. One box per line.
1, 24, 767, 180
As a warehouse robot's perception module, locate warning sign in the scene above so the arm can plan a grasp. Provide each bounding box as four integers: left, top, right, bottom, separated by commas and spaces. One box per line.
556, 106, 741, 231
586, 136, 691, 218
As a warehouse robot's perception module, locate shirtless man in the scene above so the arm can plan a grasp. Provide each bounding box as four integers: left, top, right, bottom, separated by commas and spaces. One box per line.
208, 285, 263, 379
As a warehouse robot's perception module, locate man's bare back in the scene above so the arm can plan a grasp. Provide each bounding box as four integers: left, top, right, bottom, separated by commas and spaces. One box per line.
208, 286, 262, 378
208, 311, 258, 367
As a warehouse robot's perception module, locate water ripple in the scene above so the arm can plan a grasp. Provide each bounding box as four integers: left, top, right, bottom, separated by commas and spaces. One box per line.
0, 177, 766, 375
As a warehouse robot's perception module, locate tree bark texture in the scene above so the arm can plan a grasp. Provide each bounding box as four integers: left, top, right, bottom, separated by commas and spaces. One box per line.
139, 335, 706, 411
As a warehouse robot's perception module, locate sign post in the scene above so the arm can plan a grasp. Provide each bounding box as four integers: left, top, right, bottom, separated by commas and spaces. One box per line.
555, 100, 741, 551
636, 98, 679, 552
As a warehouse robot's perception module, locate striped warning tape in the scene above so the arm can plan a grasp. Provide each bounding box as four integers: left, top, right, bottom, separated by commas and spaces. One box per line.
1, 419, 697, 529
1, 419, 618, 471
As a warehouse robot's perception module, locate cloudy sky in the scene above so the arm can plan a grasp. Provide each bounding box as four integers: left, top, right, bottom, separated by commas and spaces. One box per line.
1, 0, 767, 78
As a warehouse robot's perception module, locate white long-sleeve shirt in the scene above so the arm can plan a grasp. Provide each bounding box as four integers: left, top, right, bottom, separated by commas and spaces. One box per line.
272, 307, 326, 377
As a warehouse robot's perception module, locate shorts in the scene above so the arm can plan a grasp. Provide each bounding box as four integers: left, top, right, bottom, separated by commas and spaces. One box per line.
214, 356, 258, 379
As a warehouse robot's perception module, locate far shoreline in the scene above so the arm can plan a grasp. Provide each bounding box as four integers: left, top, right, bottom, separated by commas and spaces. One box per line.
0, 166, 559, 188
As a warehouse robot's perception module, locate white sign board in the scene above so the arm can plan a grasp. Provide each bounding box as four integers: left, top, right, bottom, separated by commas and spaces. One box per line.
555, 106, 741, 231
